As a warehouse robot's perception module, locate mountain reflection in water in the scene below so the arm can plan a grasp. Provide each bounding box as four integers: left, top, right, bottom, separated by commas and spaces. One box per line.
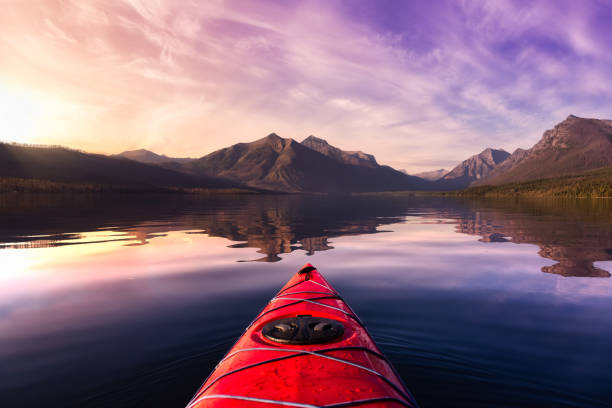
439, 199, 612, 278
1, 194, 611, 277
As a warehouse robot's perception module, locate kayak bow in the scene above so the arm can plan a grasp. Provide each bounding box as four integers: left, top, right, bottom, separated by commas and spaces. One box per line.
186, 264, 418, 408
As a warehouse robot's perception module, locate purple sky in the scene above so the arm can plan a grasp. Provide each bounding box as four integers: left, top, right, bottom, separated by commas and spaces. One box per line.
1, 0, 611, 171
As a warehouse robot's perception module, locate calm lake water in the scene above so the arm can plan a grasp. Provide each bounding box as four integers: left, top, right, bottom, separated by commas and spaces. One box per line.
1, 194, 612, 408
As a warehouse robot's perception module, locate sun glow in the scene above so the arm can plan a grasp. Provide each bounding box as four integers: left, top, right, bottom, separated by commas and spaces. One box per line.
0, 84, 46, 144
0, 82, 101, 147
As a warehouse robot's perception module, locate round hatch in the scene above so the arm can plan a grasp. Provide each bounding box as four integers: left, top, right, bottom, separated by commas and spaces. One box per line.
262, 316, 344, 345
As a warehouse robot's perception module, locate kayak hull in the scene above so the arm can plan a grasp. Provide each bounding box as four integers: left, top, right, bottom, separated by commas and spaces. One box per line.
187, 265, 418, 408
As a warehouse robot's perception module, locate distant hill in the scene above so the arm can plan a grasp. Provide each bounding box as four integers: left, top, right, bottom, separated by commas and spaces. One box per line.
0, 143, 242, 191
435, 148, 510, 189
183, 133, 432, 193
474, 115, 612, 186
114, 149, 195, 165
413, 169, 448, 181
300, 135, 378, 168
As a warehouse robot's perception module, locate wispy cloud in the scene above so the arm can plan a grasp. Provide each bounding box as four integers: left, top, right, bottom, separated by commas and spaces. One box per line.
0, 0, 610, 171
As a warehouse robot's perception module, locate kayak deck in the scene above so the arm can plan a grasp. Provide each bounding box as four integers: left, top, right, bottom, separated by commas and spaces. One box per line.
186, 264, 418, 408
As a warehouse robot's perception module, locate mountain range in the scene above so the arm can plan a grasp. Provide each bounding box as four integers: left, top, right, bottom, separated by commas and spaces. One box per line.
2, 115, 611, 193
473, 115, 612, 185
432, 148, 510, 190
178, 133, 429, 192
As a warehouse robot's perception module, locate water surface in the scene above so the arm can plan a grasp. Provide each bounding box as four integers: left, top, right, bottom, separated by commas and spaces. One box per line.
1, 194, 612, 407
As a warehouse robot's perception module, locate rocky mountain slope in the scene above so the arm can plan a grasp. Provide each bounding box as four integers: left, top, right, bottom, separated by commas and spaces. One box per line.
434, 148, 510, 189
300, 135, 378, 168
475, 115, 612, 185
183, 133, 431, 192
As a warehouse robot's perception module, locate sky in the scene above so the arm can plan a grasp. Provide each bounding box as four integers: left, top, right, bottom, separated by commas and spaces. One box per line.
1, 0, 611, 172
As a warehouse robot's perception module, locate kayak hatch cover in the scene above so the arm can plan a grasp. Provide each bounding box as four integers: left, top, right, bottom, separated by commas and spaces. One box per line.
186, 264, 419, 408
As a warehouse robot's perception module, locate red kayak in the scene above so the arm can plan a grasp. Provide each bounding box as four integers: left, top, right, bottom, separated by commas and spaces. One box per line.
186, 264, 418, 408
